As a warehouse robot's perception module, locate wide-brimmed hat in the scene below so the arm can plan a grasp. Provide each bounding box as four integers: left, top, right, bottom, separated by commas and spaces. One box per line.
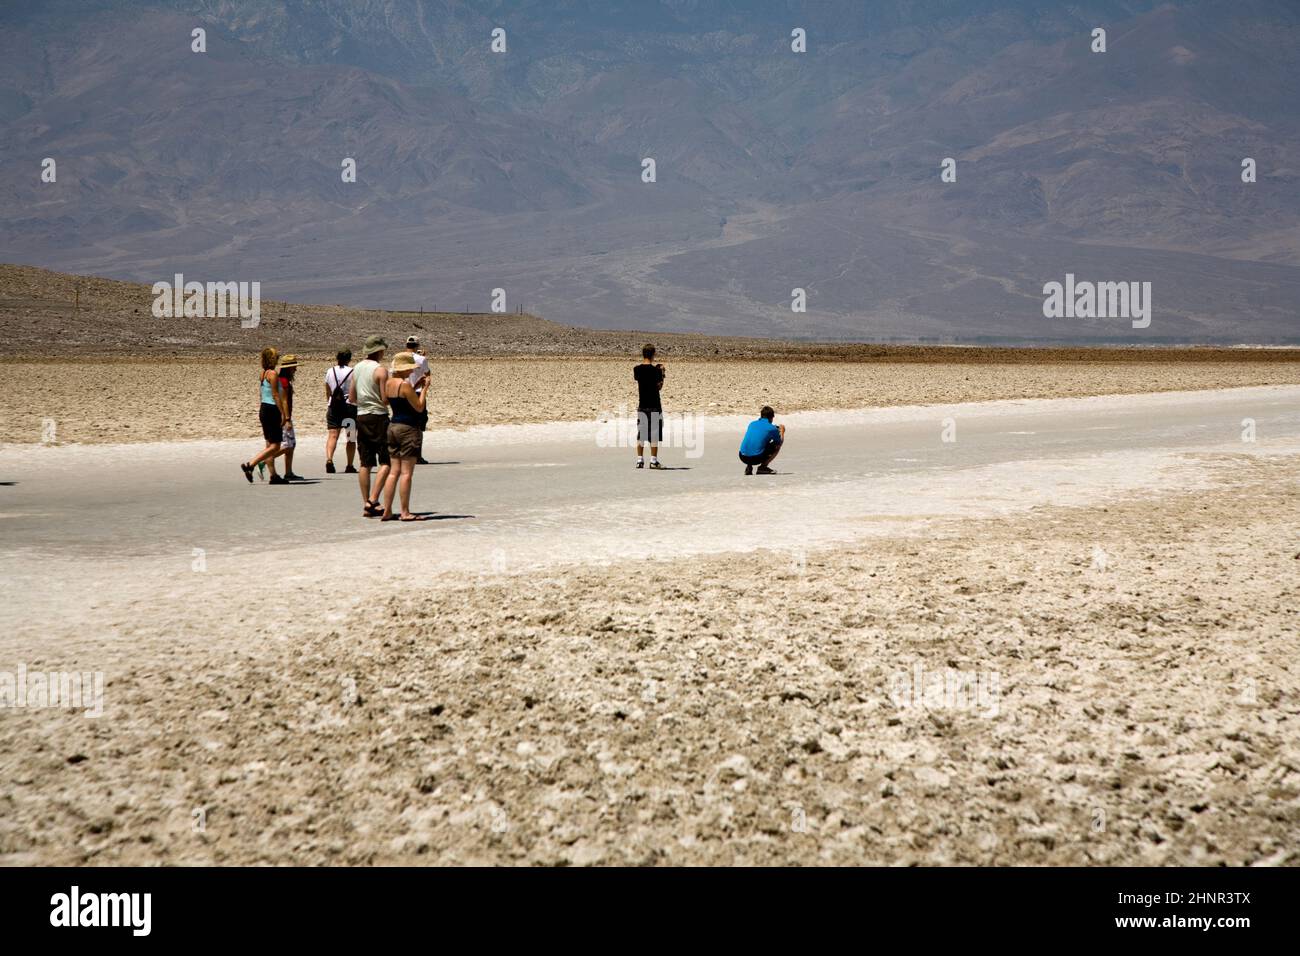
363, 334, 387, 354
390, 350, 419, 373
278, 354, 299, 369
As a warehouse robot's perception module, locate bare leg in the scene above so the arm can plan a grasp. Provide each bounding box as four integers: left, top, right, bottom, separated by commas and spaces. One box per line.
325, 427, 339, 465
359, 465, 372, 510
381, 460, 401, 518
345, 440, 356, 468
249, 442, 280, 467
373, 463, 391, 505
398, 458, 415, 517
267, 443, 288, 477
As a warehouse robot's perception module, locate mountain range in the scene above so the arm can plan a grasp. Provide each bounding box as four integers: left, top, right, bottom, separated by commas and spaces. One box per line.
1, 0, 1297, 343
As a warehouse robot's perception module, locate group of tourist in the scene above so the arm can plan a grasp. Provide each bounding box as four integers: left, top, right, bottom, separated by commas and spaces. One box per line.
239, 337, 787, 518
239, 334, 434, 520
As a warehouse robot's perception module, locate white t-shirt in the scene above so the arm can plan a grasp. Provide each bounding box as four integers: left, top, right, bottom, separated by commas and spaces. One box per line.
325, 365, 354, 403
407, 352, 429, 389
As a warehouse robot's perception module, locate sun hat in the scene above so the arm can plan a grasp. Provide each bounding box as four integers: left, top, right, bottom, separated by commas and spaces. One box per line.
278, 354, 299, 369
363, 334, 387, 354
390, 350, 419, 372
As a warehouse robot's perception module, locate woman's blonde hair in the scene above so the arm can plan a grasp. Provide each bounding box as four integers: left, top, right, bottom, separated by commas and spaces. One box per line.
260, 346, 279, 370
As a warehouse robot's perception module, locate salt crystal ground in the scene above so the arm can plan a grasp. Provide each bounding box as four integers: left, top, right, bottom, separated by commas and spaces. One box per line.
0, 387, 1296, 864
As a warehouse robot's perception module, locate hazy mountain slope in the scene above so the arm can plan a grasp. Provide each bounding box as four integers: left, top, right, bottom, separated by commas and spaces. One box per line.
0, 0, 1297, 342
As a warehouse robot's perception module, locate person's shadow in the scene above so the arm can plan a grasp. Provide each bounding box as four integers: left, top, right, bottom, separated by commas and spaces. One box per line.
386, 512, 475, 522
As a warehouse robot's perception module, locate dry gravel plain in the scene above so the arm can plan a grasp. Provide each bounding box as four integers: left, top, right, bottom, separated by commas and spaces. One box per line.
4, 262, 1299, 446
4, 356, 1299, 446
0, 453, 1295, 866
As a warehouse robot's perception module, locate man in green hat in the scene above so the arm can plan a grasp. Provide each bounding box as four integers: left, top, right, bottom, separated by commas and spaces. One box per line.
348, 335, 391, 516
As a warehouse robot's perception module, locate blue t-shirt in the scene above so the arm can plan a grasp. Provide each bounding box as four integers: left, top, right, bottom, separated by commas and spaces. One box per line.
739, 418, 781, 457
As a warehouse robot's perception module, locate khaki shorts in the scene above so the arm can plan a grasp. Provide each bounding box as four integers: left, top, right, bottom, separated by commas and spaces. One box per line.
387, 422, 423, 460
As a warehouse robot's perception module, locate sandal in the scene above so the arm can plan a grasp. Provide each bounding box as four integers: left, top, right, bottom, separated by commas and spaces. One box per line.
240, 462, 254, 483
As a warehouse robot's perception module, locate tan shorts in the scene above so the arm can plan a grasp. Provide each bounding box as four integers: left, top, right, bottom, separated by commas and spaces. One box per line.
387, 422, 423, 460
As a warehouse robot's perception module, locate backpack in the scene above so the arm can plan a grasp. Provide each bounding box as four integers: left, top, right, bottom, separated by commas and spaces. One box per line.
328, 367, 353, 412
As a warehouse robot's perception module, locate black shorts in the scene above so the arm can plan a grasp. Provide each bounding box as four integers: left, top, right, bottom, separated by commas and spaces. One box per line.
259, 403, 282, 443
739, 437, 780, 466
637, 408, 663, 443
327, 402, 358, 430
356, 413, 390, 468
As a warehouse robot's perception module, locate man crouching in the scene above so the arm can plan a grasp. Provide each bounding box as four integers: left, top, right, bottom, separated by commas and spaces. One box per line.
738, 405, 785, 475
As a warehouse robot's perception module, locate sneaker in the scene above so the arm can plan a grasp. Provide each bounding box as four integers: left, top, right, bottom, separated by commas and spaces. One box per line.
744, 464, 753, 476
344, 465, 358, 474
648, 460, 663, 470
326, 461, 336, 474
756, 465, 776, 475
635, 458, 644, 469
269, 474, 289, 485
417, 457, 429, 465
285, 472, 305, 482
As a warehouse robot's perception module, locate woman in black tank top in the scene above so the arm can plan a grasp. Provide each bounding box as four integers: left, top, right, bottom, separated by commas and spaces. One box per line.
378, 352, 431, 521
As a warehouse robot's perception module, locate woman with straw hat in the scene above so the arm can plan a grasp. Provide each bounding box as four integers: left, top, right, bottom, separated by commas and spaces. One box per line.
240, 346, 291, 485
277, 354, 303, 481
379, 351, 431, 521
